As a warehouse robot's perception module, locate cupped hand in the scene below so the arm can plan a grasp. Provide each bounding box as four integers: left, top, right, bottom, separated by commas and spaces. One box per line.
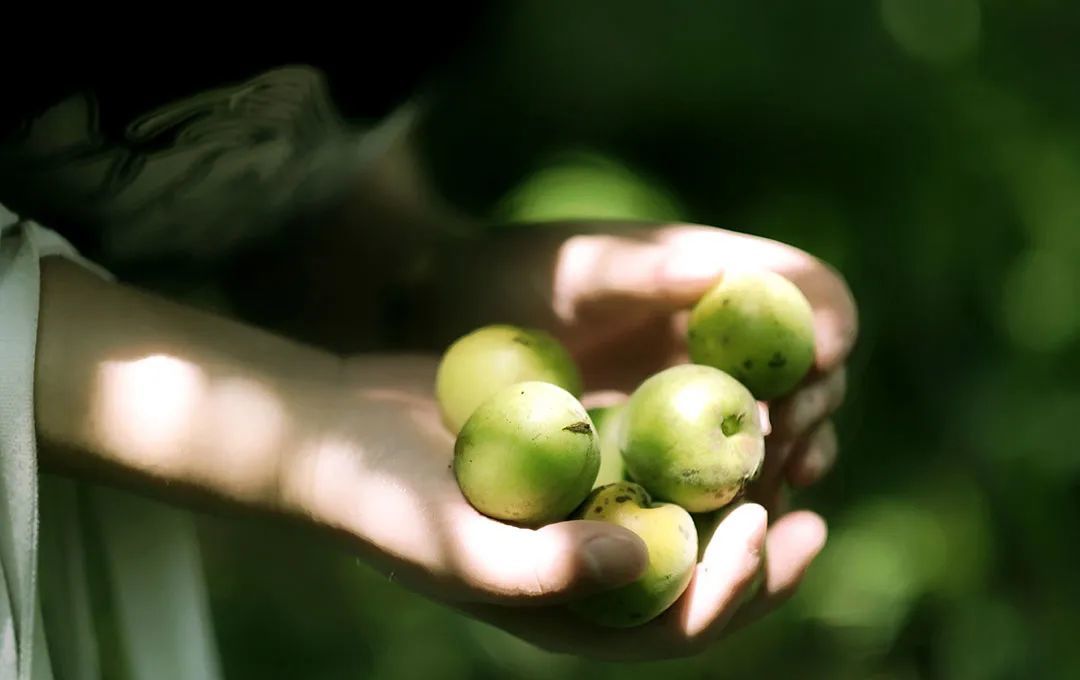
278, 355, 826, 660
423, 221, 857, 509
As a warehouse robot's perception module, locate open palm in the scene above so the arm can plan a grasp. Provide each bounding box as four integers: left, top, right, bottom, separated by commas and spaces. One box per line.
280, 353, 831, 660
285, 221, 856, 659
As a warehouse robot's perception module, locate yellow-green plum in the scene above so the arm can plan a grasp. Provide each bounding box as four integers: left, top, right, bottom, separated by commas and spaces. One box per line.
621, 364, 765, 513
454, 381, 599, 526
568, 482, 697, 627
587, 404, 628, 489
687, 270, 815, 400
436, 325, 583, 434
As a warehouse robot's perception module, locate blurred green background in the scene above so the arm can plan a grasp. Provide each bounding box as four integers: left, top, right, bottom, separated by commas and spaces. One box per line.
196, 1, 1080, 678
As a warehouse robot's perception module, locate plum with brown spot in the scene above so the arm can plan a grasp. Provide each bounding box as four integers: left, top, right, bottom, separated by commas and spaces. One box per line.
453, 381, 599, 526
620, 365, 765, 513
687, 270, 815, 400
568, 482, 697, 628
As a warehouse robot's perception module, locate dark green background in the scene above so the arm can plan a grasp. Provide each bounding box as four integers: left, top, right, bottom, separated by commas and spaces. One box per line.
197, 2, 1080, 678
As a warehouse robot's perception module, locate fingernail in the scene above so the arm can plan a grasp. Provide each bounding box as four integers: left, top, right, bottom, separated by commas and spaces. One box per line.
583, 534, 645, 584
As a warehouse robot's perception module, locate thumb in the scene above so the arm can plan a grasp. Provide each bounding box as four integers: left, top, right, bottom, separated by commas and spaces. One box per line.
453, 517, 648, 605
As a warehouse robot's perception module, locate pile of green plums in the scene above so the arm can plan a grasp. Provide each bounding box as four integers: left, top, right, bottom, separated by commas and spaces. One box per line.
435, 270, 815, 628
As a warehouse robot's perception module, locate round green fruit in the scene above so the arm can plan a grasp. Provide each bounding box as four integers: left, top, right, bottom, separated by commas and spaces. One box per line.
587, 404, 628, 489
436, 325, 583, 434
621, 364, 765, 513
568, 482, 697, 628
454, 381, 599, 526
687, 270, 815, 400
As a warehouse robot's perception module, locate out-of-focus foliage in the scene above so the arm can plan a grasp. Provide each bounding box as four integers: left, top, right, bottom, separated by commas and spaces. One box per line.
493, 150, 685, 224
197, 1, 1080, 677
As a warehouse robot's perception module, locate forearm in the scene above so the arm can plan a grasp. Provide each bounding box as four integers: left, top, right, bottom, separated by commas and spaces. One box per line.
34, 257, 343, 514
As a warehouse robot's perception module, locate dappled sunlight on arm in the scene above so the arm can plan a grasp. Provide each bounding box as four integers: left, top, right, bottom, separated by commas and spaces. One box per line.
91, 352, 295, 505
94, 354, 208, 465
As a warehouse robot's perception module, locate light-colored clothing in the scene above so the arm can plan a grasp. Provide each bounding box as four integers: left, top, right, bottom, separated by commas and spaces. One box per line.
1, 204, 222, 680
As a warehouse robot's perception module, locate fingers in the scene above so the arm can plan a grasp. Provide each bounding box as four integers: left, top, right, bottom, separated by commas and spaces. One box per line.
728, 511, 828, 631
552, 224, 858, 372
768, 367, 847, 441
449, 514, 648, 605
757, 401, 773, 437
787, 420, 838, 488
756, 368, 846, 490
579, 390, 629, 409
676, 503, 769, 640
454, 505, 812, 661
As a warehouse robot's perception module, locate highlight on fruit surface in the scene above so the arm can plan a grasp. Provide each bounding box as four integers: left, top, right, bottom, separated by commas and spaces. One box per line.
436, 325, 583, 434
453, 381, 599, 526
620, 364, 765, 513
687, 269, 815, 401
568, 482, 697, 627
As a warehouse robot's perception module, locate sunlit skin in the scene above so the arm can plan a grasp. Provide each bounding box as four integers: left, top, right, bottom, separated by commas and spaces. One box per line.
34, 215, 856, 661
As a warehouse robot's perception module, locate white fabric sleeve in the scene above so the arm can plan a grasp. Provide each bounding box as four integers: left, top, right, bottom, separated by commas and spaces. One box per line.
1, 204, 222, 680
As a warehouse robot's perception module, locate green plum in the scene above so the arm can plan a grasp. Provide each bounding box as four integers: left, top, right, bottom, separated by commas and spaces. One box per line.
621, 364, 765, 513
587, 404, 628, 489
436, 325, 583, 433
568, 482, 697, 627
454, 381, 599, 526
687, 270, 815, 400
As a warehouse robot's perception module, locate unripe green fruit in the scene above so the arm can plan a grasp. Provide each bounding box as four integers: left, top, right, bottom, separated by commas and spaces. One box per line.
436, 325, 583, 434
621, 364, 765, 513
687, 270, 815, 400
454, 381, 599, 526
568, 482, 697, 627
587, 404, 628, 489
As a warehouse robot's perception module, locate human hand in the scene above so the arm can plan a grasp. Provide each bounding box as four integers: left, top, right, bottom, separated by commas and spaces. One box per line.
281, 218, 855, 658
421, 222, 857, 511
279, 354, 826, 660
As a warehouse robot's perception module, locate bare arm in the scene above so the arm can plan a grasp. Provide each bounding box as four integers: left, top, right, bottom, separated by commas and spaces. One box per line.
29, 214, 854, 660
34, 256, 342, 515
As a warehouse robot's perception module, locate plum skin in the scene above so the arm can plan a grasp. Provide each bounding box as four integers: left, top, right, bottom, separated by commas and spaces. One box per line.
687, 270, 815, 401
567, 482, 697, 628
453, 381, 599, 526
436, 324, 583, 434
620, 364, 765, 513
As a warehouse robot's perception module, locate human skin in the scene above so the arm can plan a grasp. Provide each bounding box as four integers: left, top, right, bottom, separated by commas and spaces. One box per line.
34, 214, 855, 660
